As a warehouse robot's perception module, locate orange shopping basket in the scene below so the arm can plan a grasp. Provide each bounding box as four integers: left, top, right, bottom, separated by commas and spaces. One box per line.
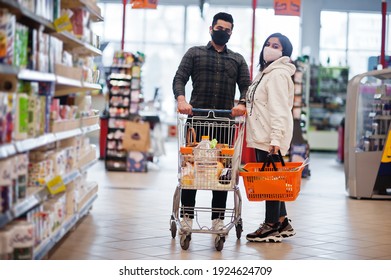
239, 153, 306, 201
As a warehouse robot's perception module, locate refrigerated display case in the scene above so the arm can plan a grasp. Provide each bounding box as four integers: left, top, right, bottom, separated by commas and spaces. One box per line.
345, 68, 391, 199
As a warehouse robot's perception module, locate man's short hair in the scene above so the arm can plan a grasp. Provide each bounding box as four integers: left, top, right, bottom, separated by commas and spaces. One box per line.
212, 12, 234, 30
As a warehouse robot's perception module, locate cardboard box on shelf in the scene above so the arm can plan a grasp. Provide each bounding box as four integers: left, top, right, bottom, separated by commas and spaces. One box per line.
55, 64, 83, 81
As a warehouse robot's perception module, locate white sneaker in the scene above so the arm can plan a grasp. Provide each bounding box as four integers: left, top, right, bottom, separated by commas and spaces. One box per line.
179, 215, 193, 235
212, 218, 224, 231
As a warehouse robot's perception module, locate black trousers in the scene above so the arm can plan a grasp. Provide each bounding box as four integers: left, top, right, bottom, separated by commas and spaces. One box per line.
255, 149, 287, 224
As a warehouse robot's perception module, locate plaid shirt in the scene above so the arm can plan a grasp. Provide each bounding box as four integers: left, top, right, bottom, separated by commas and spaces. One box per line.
173, 42, 251, 110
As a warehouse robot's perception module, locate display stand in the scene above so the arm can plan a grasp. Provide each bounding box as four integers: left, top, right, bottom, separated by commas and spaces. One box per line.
345, 68, 391, 199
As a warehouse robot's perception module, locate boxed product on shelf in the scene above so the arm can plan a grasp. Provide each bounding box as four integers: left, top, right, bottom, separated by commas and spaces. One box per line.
65, 181, 77, 217
49, 147, 75, 175
16, 153, 28, 200
0, 10, 16, 66
38, 81, 54, 134
42, 194, 66, 233
50, 118, 80, 133
54, 63, 83, 80
0, 93, 8, 144
36, 27, 50, 73
14, 23, 28, 68
28, 160, 54, 187
69, 8, 90, 41
9, 219, 34, 260
0, 225, 13, 259
77, 144, 97, 169
76, 181, 98, 212
14, 93, 29, 140
27, 27, 37, 71
0, 158, 12, 214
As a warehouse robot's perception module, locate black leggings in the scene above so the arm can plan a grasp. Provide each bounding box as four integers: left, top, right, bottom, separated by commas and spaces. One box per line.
255, 149, 287, 224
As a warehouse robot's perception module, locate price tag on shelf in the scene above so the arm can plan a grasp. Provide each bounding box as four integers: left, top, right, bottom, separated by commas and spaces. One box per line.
47, 176, 66, 195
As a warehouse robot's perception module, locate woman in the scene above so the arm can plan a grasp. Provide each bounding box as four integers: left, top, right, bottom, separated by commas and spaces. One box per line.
245, 33, 296, 242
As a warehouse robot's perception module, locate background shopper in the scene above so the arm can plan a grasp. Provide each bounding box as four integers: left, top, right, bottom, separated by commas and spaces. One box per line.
172, 12, 250, 233
245, 32, 296, 242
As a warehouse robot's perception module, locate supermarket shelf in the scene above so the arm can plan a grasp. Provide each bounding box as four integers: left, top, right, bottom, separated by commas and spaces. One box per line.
63, 170, 82, 185
0, 167, 91, 229
0, 64, 18, 76
33, 190, 98, 260
1, 123, 100, 157
18, 69, 56, 82
61, 0, 104, 22
55, 76, 101, 96
14, 133, 57, 153
0, 188, 47, 228
0, 0, 101, 56
55, 128, 83, 142
51, 31, 102, 57
81, 123, 100, 134
0, 143, 17, 159
79, 158, 98, 174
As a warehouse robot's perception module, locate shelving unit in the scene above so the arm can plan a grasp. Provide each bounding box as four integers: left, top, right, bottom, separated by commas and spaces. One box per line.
105, 51, 145, 172
307, 65, 349, 150
345, 68, 391, 199
0, 0, 103, 259
292, 58, 310, 136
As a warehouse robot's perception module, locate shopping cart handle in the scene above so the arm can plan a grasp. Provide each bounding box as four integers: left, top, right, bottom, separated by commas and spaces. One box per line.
192, 108, 232, 114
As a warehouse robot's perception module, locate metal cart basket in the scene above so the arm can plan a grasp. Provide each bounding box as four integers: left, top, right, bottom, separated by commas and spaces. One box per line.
170, 109, 245, 251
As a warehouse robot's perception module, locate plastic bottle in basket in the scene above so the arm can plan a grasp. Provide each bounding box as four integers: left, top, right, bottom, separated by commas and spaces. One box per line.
194, 135, 213, 160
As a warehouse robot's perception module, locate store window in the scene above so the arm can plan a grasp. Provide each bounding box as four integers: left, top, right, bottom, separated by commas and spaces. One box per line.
320, 11, 388, 78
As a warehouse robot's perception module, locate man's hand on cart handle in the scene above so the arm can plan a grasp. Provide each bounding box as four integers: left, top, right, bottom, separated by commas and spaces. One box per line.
177, 98, 193, 115
231, 104, 246, 117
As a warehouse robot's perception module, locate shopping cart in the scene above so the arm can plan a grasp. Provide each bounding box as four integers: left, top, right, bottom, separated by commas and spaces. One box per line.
170, 109, 245, 251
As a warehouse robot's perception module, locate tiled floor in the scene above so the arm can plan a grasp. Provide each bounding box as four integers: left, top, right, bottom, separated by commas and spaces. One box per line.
48, 140, 391, 260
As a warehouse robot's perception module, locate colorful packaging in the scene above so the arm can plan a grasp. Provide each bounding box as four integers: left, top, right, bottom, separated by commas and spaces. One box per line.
0, 226, 13, 260
11, 220, 34, 260
0, 10, 15, 65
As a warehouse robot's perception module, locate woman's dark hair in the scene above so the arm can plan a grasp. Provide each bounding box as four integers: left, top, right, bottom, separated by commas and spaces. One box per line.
212, 12, 234, 30
259, 33, 293, 70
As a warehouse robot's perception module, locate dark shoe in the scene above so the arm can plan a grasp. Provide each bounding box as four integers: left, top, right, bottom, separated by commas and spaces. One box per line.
246, 223, 282, 242
279, 218, 296, 238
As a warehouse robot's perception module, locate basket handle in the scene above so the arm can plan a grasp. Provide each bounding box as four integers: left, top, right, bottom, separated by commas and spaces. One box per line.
260, 150, 285, 171
186, 127, 197, 147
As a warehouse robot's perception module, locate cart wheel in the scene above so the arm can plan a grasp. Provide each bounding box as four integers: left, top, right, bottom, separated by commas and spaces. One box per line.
170, 220, 177, 239
215, 236, 225, 251
235, 218, 243, 239
236, 224, 243, 239
180, 234, 191, 250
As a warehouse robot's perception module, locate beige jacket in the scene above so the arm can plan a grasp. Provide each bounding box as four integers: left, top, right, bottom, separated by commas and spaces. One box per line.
245, 56, 296, 155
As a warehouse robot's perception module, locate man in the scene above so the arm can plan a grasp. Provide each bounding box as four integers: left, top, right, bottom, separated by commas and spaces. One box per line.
172, 12, 250, 235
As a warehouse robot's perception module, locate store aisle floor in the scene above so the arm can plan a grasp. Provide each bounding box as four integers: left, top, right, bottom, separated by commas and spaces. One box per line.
49, 140, 391, 260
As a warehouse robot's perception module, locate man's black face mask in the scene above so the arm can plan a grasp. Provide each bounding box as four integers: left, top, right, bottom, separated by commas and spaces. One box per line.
211, 29, 231, 46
